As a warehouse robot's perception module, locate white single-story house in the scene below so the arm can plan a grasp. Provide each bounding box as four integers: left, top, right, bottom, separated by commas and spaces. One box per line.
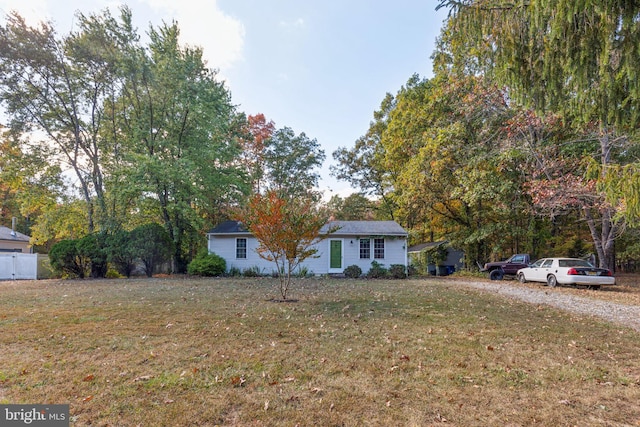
207, 220, 408, 276
0, 225, 32, 253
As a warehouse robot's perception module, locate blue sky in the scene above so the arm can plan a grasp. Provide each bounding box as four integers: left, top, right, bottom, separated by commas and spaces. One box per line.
0, 0, 448, 198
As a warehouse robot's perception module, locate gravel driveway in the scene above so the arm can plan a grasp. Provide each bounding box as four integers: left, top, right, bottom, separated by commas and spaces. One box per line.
456, 280, 640, 332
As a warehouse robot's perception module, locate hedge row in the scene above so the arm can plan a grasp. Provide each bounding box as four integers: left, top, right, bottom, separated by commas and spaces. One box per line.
49, 223, 173, 278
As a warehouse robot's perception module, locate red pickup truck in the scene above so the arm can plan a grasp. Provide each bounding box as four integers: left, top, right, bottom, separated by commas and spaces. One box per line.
481, 254, 531, 280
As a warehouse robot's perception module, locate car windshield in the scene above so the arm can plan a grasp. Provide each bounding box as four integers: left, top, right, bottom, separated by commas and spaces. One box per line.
558, 259, 593, 268
530, 259, 545, 268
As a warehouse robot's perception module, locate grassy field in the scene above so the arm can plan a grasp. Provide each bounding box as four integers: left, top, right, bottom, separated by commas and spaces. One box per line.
1, 276, 640, 426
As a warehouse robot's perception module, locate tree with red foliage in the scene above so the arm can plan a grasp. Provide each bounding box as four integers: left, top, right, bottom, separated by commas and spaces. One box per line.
236, 190, 336, 300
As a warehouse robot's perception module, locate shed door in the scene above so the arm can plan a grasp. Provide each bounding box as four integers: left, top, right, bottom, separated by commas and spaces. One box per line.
329, 240, 343, 270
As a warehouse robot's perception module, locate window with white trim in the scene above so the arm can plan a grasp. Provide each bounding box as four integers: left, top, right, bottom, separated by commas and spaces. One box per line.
373, 238, 385, 259
236, 238, 247, 259
359, 239, 370, 259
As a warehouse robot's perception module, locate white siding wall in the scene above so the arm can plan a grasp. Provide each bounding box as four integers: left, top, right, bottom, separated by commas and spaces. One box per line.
339, 237, 407, 273
209, 234, 407, 275
300, 239, 327, 274
209, 235, 275, 275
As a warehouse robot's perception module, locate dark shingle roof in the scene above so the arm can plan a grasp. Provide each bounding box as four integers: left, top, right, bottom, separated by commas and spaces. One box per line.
208, 220, 249, 234
208, 220, 408, 237
321, 221, 407, 237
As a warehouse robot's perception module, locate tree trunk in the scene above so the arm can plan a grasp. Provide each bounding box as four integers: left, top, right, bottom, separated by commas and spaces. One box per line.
584, 205, 618, 271
586, 130, 618, 271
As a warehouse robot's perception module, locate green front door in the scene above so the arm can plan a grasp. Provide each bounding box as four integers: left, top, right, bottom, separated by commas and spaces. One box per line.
330, 240, 342, 270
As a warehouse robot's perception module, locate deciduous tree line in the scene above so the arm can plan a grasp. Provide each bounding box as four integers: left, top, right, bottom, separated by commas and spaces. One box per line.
0, 7, 325, 275
333, 0, 640, 270
3, 2, 640, 275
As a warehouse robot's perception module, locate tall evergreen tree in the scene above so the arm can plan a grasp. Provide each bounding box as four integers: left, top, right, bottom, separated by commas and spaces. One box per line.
437, 0, 640, 268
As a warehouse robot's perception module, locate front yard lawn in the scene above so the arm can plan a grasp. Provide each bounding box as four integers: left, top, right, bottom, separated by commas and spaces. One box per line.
1, 276, 639, 426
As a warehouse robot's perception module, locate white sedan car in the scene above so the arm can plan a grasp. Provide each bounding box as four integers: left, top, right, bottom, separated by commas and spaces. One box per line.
516, 258, 616, 289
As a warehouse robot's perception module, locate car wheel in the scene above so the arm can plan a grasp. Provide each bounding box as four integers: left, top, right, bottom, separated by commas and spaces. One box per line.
547, 275, 557, 287
517, 272, 526, 283
489, 269, 504, 280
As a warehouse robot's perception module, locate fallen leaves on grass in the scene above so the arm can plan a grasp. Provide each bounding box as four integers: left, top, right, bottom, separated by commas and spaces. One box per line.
230, 376, 246, 387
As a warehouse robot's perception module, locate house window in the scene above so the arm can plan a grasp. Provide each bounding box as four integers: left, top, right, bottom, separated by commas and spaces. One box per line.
374, 238, 385, 259
359, 239, 370, 259
236, 238, 247, 259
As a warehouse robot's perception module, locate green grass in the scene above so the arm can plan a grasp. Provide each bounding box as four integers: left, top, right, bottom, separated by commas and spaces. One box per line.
1, 276, 640, 426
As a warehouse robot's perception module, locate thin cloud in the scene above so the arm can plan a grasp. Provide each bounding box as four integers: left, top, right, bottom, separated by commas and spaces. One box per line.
0, 0, 57, 25
279, 17, 304, 29
142, 0, 245, 71
0, 0, 246, 74
277, 72, 290, 82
